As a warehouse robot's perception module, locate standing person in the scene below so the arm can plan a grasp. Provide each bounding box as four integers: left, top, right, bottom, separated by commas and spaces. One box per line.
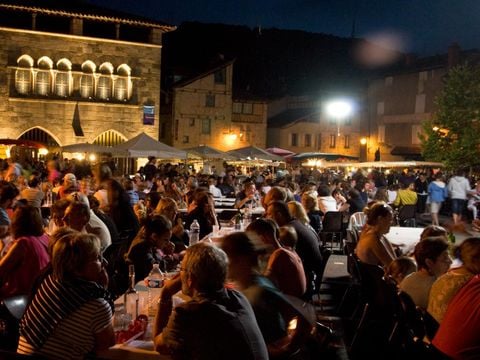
428, 173, 449, 226
414, 173, 429, 214
447, 169, 472, 225
153, 242, 268, 360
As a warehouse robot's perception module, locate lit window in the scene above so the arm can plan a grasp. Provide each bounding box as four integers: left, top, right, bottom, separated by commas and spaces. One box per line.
329, 134, 336, 148
114, 77, 128, 101
97, 75, 112, 100
189, 118, 195, 126
15, 69, 31, 95
80, 74, 94, 98
202, 119, 211, 134
55, 72, 70, 97
305, 134, 311, 147
243, 103, 253, 114
233, 102, 242, 114
206, 94, 215, 107
183, 135, 189, 143
344, 135, 350, 148
35, 70, 51, 95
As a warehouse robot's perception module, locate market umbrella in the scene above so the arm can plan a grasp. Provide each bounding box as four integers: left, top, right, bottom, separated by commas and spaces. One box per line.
112, 132, 187, 159
265, 147, 296, 157
186, 145, 237, 160
291, 152, 359, 161
61, 142, 116, 154
227, 145, 284, 162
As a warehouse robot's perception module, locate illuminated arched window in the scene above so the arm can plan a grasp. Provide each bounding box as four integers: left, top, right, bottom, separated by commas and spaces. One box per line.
80, 60, 96, 99
114, 64, 132, 101
97, 62, 113, 100
55, 58, 72, 97
35, 56, 53, 95
15, 55, 34, 95
93, 130, 126, 147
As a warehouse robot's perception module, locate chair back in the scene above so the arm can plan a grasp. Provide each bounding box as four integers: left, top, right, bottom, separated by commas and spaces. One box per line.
348, 212, 366, 231
322, 211, 343, 232
398, 205, 416, 220
2, 296, 28, 321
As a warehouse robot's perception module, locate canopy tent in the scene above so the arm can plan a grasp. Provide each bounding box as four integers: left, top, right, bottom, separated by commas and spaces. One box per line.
265, 147, 296, 158
292, 152, 359, 162
352, 161, 444, 168
60, 142, 116, 154
227, 146, 284, 162
186, 145, 237, 160
111, 132, 187, 159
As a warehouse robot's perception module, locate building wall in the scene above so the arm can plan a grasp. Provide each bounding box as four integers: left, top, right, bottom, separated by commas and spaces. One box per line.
368, 67, 447, 160
171, 63, 267, 151
0, 27, 162, 146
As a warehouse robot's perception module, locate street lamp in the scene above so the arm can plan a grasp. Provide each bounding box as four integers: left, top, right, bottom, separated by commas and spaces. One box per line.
325, 99, 353, 137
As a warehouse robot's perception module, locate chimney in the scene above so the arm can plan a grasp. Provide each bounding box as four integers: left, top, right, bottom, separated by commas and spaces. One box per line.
448, 42, 460, 69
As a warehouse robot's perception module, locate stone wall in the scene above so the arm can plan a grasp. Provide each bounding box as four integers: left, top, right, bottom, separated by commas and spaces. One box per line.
0, 27, 162, 146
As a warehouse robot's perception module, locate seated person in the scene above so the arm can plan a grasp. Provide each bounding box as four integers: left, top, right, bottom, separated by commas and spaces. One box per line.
385, 256, 417, 287
155, 197, 188, 252
235, 181, 260, 209
221, 232, 312, 359
428, 237, 480, 323
246, 219, 306, 298
356, 202, 397, 268
126, 215, 178, 282
153, 242, 268, 360
17, 232, 114, 358
184, 190, 217, 239
393, 182, 418, 208
399, 236, 452, 309
0, 205, 50, 299
301, 190, 322, 234
432, 274, 480, 359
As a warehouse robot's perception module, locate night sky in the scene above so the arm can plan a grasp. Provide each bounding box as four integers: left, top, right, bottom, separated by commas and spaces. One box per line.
88, 0, 480, 56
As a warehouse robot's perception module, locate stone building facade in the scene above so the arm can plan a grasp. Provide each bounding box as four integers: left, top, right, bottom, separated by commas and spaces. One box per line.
0, 1, 174, 153
161, 61, 267, 151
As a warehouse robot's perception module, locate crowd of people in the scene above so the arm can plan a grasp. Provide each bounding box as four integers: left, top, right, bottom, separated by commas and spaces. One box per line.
0, 155, 479, 358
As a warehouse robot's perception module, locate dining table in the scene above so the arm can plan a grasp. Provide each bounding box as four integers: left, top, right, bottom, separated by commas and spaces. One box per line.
98, 275, 188, 360
384, 226, 424, 255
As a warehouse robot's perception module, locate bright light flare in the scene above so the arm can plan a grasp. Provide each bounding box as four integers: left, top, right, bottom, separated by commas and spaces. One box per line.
38, 148, 49, 156
325, 100, 352, 119
360, 138, 367, 145
88, 154, 96, 162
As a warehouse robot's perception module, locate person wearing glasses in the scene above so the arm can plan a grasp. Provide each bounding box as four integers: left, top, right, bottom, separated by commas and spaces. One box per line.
153, 242, 268, 360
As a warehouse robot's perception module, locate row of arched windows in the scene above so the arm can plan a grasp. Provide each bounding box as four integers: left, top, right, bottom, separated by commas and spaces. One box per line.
14, 55, 133, 101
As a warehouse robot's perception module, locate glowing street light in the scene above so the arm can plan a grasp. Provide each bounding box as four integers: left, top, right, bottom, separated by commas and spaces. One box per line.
325, 99, 353, 136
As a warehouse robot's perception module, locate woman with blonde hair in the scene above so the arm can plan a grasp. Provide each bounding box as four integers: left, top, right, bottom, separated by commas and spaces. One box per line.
301, 191, 322, 234
155, 197, 188, 251
18, 232, 114, 359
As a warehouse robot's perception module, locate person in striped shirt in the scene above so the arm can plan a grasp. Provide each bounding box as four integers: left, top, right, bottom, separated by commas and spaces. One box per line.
17, 232, 114, 359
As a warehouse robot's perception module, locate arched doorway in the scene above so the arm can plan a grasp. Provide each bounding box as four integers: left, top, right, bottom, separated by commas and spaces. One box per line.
93, 130, 126, 147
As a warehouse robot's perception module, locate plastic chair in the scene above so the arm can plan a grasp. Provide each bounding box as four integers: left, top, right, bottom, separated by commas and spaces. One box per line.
320, 211, 344, 253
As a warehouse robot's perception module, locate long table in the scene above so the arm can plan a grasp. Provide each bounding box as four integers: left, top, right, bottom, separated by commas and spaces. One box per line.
384, 226, 424, 255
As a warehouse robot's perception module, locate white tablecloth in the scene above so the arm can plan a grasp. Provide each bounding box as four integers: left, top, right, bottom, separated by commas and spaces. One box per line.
385, 226, 424, 255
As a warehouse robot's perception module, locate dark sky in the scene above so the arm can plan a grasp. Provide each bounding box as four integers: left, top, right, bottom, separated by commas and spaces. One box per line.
89, 0, 480, 56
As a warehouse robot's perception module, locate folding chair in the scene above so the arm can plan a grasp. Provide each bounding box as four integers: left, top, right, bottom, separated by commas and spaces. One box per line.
397, 205, 417, 227
320, 211, 344, 253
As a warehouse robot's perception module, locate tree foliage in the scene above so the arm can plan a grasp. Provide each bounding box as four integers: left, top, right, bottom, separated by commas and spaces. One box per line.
420, 64, 480, 170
